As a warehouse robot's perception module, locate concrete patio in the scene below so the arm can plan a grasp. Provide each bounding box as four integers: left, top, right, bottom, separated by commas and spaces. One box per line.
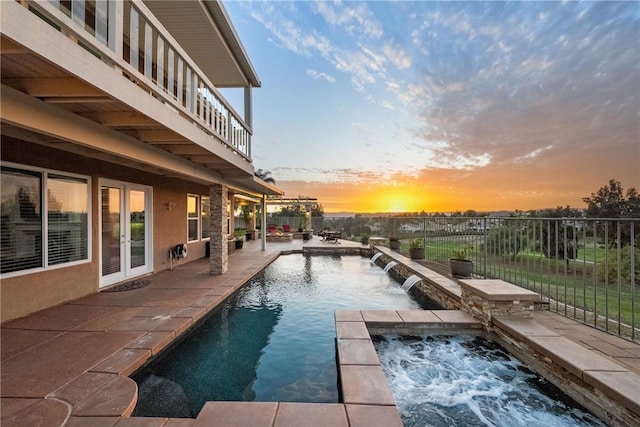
1, 237, 639, 426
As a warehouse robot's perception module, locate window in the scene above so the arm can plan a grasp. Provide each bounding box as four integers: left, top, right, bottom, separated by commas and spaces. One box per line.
187, 194, 210, 242
1, 164, 90, 275
187, 194, 199, 242
47, 174, 89, 265
201, 196, 210, 240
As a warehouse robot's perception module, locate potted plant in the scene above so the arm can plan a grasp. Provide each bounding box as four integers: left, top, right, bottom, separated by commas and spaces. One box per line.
409, 238, 425, 260
234, 229, 246, 249
360, 232, 369, 245
388, 235, 401, 250
449, 244, 473, 277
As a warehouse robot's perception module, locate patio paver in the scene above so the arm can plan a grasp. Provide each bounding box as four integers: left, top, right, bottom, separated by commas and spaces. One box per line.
274, 402, 349, 427
193, 402, 278, 427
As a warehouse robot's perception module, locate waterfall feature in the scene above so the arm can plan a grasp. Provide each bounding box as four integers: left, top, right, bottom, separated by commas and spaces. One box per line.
370, 252, 383, 263
401, 274, 422, 292
383, 261, 398, 273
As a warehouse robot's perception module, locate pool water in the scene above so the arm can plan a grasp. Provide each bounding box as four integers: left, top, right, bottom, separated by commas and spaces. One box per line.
374, 335, 606, 427
133, 254, 433, 417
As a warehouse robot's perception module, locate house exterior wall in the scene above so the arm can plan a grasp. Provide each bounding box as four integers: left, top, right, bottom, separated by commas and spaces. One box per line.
1, 137, 213, 323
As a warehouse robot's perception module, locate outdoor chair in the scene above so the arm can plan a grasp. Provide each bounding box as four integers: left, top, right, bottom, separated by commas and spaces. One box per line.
282, 224, 292, 232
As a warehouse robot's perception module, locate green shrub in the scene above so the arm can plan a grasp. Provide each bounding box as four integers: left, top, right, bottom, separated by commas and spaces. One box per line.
597, 246, 640, 285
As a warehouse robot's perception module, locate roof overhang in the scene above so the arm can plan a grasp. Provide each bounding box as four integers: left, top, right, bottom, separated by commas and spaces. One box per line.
142, 0, 261, 88
228, 176, 283, 198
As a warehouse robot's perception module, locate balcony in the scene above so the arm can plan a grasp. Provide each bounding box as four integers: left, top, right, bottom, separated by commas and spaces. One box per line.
1, 0, 263, 191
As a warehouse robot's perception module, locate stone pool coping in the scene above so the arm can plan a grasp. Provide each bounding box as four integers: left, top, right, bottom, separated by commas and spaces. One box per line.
1, 240, 638, 426
336, 308, 640, 426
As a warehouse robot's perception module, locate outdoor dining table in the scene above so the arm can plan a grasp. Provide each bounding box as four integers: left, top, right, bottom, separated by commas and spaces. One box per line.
322, 230, 341, 243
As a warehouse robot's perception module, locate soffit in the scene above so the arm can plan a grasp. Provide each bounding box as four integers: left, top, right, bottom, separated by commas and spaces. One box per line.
142, 0, 261, 88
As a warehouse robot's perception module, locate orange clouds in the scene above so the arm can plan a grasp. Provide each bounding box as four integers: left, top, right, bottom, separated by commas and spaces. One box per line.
275, 159, 639, 214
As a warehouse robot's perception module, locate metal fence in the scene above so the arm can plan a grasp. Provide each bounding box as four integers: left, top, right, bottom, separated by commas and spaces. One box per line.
265, 215, 639, 342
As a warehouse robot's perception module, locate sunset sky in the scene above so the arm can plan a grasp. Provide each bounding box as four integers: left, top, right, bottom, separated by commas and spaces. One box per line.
222, 1, 640, 213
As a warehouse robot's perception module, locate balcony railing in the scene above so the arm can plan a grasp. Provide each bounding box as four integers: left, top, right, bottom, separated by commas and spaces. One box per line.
309, 215, 638, 343
25, 0, 251, 158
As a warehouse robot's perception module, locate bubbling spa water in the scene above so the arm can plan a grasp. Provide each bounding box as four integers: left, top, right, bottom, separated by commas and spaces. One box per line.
374, 335, 606, 427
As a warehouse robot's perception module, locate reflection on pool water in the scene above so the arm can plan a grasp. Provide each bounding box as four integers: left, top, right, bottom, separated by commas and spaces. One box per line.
374, 335, 606, 427
133, 254, 435, 417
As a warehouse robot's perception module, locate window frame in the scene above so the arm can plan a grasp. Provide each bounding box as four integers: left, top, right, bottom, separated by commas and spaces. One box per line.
186, 194, 211, 243
0, 162, 92, 278
187, 194, 200, 243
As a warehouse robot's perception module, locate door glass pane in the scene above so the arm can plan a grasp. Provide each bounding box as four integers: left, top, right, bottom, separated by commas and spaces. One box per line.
101, 186, 121, 276
130, 189, 146, 269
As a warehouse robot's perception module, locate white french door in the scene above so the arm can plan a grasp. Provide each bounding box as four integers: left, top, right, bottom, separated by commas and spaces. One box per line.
99, 179, 152, 287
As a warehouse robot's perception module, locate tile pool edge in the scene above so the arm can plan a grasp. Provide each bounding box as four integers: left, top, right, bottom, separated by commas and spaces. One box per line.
334, 309, 483, 427
336, 307, 640, 427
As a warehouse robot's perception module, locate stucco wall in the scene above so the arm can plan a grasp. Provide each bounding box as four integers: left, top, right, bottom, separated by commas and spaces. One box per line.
1, 137, 212, 323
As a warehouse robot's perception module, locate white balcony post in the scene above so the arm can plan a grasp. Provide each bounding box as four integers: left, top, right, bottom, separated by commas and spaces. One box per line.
109, 0, 123, 58
71, 0, 85, 27
244, 84, 252, 128
96, 0, 108, 45
244, 84, 252, 158
226, 109, 232, 145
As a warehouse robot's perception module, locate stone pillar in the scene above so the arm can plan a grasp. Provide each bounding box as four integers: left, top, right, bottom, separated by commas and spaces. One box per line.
209, 184, 228, 274
459, 279, 540, 332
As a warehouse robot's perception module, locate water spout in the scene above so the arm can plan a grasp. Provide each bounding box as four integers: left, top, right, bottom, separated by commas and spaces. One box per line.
383, 261, 397, 273
401, 274, 421, 292
370, 252, 383, 263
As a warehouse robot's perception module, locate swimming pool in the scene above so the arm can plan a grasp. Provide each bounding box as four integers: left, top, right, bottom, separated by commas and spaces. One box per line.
374, 335, 606, 427
133, 254, 436, 417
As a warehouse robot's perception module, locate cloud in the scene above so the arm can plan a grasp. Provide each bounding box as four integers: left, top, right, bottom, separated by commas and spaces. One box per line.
313, 0, 384, 39
306, 69, 336, 83
381, 42, 412, 70
236, 1, 639, 210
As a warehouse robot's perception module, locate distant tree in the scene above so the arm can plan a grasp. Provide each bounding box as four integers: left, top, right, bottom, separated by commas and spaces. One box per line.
583, 179, 640, 218
484, 220, 527, 262
254, 169, 276, 184
524, 207, 579, 262
311, 204, 324, 217
583, 179, 639, 248
527, 206, 583, 219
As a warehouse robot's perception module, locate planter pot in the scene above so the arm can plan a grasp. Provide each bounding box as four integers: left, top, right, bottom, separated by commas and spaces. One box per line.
235, 239, 244, 249
246, 231, 255, 241
449, 259, 473, 278
302, 232, 311, 241
409, 247, 424, 260
389, 241, 401, 250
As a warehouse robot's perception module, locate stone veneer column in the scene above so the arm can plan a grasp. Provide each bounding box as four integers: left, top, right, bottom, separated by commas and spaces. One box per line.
458, 279, 539, 331
209, 184, 228, 274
